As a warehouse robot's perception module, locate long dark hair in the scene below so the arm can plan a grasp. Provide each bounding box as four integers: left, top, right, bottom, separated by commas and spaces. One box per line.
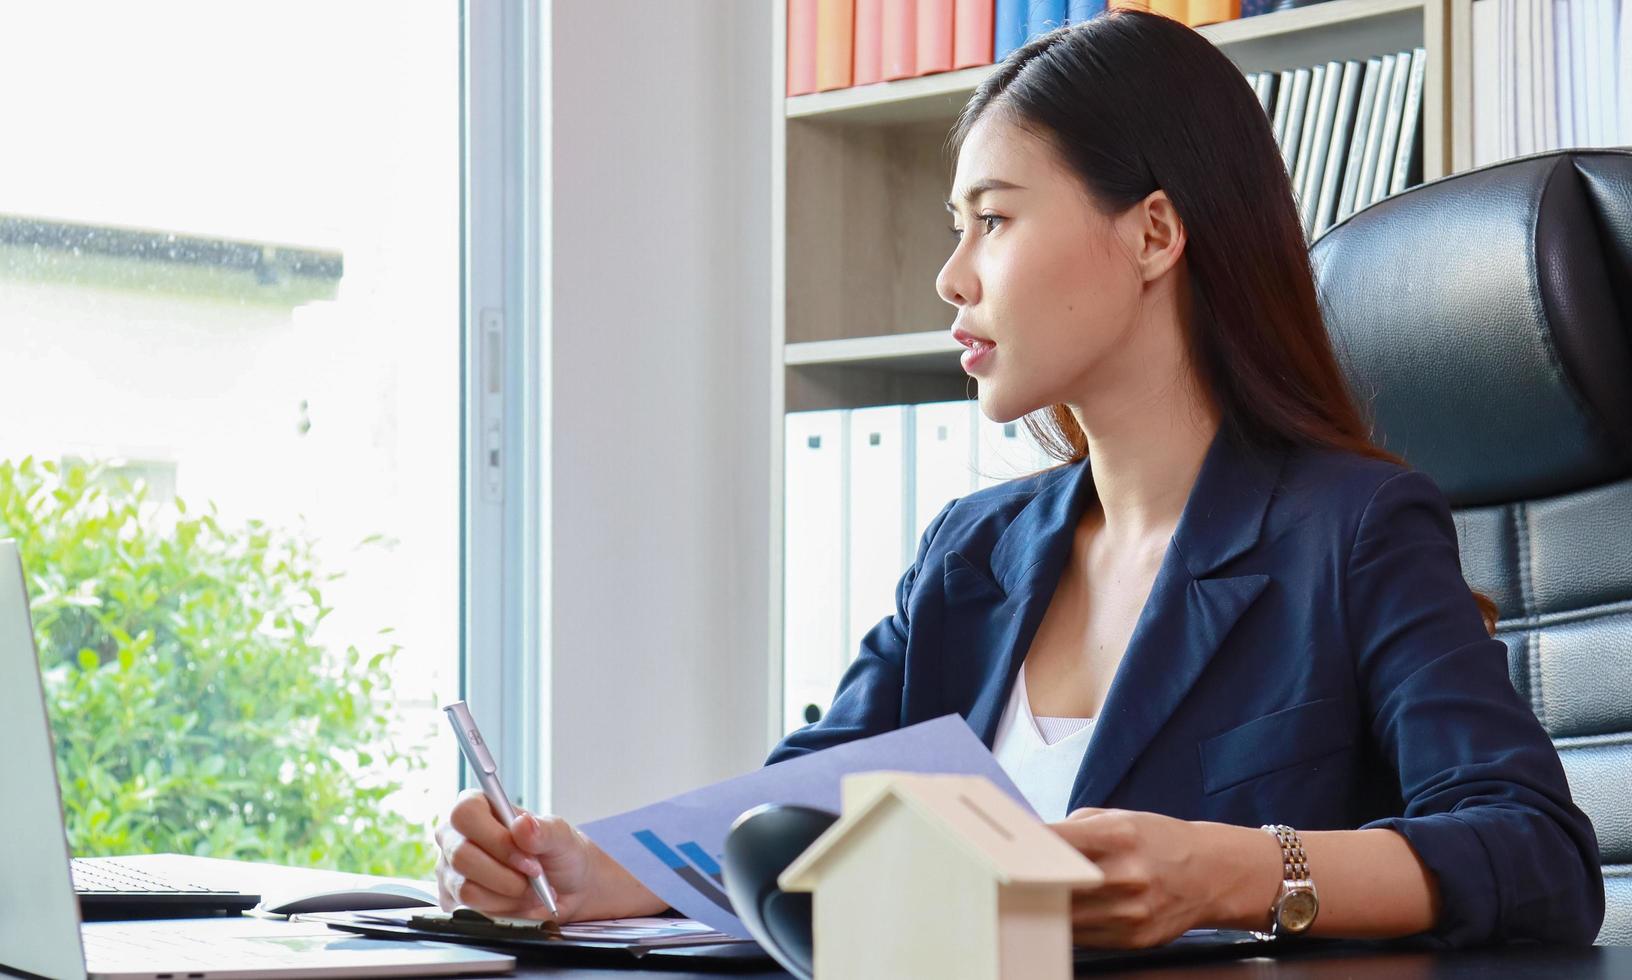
947, 10, 1499, 632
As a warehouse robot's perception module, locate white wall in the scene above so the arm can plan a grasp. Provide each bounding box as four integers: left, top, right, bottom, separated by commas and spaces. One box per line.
544, 0, 772, 823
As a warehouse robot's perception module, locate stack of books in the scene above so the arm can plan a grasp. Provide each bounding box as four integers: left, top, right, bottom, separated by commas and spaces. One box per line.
782, 401, 1055, 733
1470, 0, 1631, 166
787, 0, 1257, 97
1246, 49, 1429, 239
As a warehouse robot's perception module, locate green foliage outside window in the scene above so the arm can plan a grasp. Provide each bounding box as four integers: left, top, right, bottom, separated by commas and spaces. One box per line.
0, 457, 434, 877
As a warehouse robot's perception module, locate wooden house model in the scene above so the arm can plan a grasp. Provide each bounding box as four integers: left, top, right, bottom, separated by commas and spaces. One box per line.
777, 770, 1103, 980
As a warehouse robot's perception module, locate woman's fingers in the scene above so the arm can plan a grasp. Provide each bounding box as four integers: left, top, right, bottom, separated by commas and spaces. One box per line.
442, 789, 545, 876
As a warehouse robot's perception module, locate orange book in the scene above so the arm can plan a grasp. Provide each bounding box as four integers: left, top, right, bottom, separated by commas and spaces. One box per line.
1185, 0, 1238, 24
881, 0, 917, 80
815, 0, 855, 91
916, 0, 954, 75
855, 0, 885, 85
952, 0, 993, 69
1108, 0, 1180, 14
788, 0, 819, 96
1150, 0, 1187, 21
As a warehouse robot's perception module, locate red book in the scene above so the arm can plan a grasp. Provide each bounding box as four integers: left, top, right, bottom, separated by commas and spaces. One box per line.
816, 0, 855, 91
881, 0, 916, 80
855, 0, 885, 85
788, 0, 819, 96
916, 0, 954, 75
952, 0, 994, 69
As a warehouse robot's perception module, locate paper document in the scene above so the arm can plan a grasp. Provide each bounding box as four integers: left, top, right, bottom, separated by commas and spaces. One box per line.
580, 713, 1032, 937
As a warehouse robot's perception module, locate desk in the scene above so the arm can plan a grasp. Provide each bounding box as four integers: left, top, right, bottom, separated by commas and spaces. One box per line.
85, 857, 1628, 979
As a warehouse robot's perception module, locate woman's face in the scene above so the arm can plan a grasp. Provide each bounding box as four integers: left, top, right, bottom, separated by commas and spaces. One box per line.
936, 113, 1154, 425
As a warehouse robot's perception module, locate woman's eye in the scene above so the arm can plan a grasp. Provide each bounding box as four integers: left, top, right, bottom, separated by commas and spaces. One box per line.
947, 214, 1003, 240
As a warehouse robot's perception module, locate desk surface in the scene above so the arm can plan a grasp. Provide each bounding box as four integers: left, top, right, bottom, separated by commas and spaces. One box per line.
498, 945, 1630, 979
82, 856, 1628, 979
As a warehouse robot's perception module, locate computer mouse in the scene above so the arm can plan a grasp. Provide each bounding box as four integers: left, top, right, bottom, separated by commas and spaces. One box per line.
258, 882, 439, 916
720, 802, 838, 980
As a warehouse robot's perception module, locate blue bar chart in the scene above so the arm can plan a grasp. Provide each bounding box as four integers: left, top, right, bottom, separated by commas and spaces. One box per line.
632, 829, 734, 912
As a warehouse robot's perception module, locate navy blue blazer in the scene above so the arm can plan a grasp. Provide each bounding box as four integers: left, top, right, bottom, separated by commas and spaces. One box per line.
766, 426, 1604, 947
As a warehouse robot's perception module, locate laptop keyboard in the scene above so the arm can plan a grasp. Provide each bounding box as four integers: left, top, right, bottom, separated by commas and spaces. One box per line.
72, 858, 215, 895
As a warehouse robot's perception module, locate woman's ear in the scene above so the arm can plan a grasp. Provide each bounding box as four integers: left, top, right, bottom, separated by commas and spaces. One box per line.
1132, 189, 1186, 283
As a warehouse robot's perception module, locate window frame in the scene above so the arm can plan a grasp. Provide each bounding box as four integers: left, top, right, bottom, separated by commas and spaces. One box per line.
461, 0, 550, 812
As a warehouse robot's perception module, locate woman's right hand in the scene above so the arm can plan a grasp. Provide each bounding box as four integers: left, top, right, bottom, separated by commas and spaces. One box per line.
433, 788, 669, 922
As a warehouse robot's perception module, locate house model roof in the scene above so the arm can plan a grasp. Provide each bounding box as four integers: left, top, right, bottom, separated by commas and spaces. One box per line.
778, 771, 1105, 892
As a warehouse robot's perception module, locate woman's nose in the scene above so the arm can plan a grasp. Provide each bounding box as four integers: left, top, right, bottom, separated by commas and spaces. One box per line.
936, 248, 975, 309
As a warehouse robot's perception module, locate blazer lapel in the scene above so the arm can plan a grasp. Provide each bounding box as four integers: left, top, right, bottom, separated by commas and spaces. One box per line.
1063, 430, 1287, 812
944, 458, 1099, 746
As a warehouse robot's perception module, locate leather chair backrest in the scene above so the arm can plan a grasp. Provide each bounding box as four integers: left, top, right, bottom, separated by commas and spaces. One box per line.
1311, 149, 1632, 945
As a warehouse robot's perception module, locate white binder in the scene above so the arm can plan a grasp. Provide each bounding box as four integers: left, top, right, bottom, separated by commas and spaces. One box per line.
843, 404, 913, 685
975, 412, 1048, 489
781, 410, 846, 733
911, 400, 978, 544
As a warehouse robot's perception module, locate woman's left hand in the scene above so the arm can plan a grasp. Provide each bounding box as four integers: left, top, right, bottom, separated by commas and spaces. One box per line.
1049, 807, 1267, 948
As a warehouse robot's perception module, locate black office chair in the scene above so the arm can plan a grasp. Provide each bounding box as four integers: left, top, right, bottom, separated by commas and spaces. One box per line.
1312, 148, 1632, 945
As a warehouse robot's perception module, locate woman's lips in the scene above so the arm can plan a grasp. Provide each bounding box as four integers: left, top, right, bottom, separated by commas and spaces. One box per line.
952, 326, 996, 374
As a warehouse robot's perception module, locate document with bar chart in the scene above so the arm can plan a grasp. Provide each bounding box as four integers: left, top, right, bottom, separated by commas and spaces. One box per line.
579, 713, 1031, 937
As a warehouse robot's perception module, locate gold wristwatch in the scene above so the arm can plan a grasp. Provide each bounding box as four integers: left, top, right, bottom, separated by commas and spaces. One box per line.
1260, 824, 1318, 936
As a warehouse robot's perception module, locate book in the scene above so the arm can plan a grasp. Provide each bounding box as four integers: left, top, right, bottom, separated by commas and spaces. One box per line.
1067, 0, 1108, 21
1186, 0, 1239, 26
1353, 53, 1397, 212
1370, 50, 1412, 204
815, 0, 855, 91
1498, 0, 1513, 156
781, 411, 846, 731
1389, 48, 1428, 196
1292, 64, 1327, 197
953, 0, 995, 68
917, 0, 954, 75
843, 405, 913, 679
1621, 0, 1632, 142
787, 0, 819, 96
1538, 0, 1557, 150
1271, 69, 1294, 152
1568, 0, 1589, 147
1298, 61, 1344, 235
855, 0, 885, 86
1028, 0, 1068, 38
1313, 60, 1363, 237
1335, 57, 1382, 222
882, 0, 917, 80
1472, 0, 1500, 166
1150, 0, 1190, 24
1280, 67, 1312, 176
1514, 0, 1534, 153
912, 401, 979, 543
996, 0, 1028, 59
1248, 73, 1267, 116
1592, 0, 1617, 145
1553, 0, 1572, 147
975, 416, 1047, 489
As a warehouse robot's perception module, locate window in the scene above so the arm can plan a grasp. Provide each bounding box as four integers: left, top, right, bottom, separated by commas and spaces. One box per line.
0, 2, 460, 875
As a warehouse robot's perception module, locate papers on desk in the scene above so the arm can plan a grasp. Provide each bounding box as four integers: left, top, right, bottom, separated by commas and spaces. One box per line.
579, 713, 1033, 938
303, 908, 742, 950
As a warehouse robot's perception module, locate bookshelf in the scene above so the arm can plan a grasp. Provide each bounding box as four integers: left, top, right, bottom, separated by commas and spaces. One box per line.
766, 0, 1456, 745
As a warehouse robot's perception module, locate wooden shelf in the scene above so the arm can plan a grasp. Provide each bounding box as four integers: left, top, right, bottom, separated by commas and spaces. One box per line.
767, 0, 1459, 743
785, 330, 962, 372
785, 0, 1435, 128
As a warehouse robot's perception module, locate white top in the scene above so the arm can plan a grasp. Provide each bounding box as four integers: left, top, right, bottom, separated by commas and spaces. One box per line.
990, 663, 1096, 824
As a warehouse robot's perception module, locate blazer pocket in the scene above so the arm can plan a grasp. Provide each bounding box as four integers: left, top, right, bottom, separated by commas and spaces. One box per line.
1199, 698, 1354, 796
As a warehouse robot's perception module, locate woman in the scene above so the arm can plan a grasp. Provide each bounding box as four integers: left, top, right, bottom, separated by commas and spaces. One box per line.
434, 10, 1603, 947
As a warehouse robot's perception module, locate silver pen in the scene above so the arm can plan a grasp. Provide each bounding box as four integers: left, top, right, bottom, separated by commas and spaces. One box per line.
442, 700, 560, 920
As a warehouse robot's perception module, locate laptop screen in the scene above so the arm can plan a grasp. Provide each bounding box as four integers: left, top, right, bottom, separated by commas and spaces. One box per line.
0, 539, 90, 979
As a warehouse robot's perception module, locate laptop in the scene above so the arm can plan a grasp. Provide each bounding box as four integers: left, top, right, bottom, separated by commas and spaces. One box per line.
0, 539, 515, 979
72, 856, 260, 920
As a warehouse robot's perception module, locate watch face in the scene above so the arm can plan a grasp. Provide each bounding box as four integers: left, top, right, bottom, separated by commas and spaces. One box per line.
1280, 889, 1319, 933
